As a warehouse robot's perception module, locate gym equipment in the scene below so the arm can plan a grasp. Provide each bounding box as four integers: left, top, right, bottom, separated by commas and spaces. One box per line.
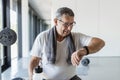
81, 58, 90, 66
12, 77, 25, 80
0, 27, 17, 80
0, 27, 17, 46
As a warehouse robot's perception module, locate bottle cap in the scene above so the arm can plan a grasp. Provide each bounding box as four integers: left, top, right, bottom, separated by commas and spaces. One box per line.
35, 66, 43, 73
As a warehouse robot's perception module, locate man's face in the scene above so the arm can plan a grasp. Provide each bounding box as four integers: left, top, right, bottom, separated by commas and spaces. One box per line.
55, 14, 75, 37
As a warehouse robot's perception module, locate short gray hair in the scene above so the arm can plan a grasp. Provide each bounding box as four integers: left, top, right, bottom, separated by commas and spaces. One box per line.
55, 7, 74, 19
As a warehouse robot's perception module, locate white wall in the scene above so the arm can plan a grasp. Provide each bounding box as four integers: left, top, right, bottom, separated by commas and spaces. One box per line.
52, 0, 120, 57
22, 0, 29, 57
98, 0, 120, 56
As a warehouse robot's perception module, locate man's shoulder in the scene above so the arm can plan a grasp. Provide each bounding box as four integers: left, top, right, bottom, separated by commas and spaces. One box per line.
71, 32, 90, 39
35, 29, 50, 43
71, 32, 83, 36
37, 29, 50, 37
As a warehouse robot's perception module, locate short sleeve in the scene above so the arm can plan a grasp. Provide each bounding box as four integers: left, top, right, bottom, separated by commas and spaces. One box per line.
72, 32, 92, 47
30, 33, 43, 58
79, 33, 92, 46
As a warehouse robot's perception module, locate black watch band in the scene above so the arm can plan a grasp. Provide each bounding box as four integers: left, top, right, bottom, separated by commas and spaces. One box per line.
83, 46, 89, 55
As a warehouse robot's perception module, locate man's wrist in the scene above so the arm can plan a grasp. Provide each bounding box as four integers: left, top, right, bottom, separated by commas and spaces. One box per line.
83, 46, 89, 55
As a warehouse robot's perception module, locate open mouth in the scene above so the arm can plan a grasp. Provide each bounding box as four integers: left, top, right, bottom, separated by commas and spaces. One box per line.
63, 30, 69, 34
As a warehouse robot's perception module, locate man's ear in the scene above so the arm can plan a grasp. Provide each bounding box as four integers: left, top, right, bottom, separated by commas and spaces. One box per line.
54, 18, 58, 26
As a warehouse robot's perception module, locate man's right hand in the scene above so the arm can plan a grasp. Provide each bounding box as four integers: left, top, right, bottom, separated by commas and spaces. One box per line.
71, 47, 87, 66
28, 56, 41, 80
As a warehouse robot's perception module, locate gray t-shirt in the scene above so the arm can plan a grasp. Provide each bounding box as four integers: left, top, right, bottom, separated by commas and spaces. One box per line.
30, 30, 92, 80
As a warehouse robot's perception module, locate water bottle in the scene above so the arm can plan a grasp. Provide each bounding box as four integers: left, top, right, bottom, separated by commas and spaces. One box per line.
76, 58, 90, 76
33, 66, 45, 80
81, 58, 90, 66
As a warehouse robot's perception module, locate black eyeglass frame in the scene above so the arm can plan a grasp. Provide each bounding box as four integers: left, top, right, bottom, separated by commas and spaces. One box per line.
58, 19, 76, 27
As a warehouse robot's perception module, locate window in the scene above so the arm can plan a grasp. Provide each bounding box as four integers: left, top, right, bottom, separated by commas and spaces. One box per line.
10, 4, 18, 59
0, 0, 4, 66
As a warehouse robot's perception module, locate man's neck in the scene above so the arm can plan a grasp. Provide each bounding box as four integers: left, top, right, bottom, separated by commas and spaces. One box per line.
57, 35, 65, 42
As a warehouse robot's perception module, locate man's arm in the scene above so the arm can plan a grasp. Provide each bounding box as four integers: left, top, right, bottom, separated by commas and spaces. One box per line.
71, 37, 105, 66
28, 56, 41, 80
87, 37, 105, 54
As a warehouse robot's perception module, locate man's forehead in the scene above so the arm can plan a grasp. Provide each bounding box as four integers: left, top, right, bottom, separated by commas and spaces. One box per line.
61, 14, 74, 19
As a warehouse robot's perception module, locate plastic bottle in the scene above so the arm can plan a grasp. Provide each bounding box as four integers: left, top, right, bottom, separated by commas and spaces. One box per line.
33, 66, 45, 80
81, 58, 90, 66
76, 58, 90, 76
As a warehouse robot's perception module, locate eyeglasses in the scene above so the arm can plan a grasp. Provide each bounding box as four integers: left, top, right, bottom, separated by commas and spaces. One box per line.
58, 19, 76, 27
